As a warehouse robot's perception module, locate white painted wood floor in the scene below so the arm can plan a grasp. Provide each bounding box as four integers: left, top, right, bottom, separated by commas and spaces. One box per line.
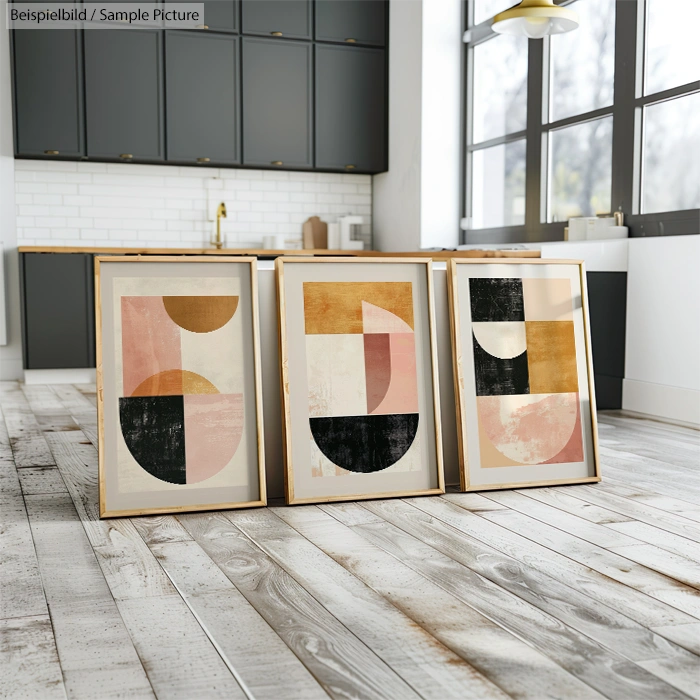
1, 381, 699, 700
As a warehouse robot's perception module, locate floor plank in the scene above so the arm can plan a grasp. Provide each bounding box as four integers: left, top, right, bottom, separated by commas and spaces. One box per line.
24, 493, 154, 699
438, 493, 699, 629
231, 507, 511, 700
151, 538, 328, 700
50, 384, 96, 414
0, 615, 66, 700
0, 384, 55, 468
357, 502, 692, 700
276, 504, 607, 700
17, 466, 68, 496
178, 510, 421, 700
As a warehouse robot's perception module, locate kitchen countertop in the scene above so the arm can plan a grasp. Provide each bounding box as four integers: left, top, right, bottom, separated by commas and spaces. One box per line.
18, 246, 541, 259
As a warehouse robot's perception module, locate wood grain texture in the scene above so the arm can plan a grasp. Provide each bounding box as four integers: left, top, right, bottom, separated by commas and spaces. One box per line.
131, 514, 193, 546
0, 616, 66, 700
115, 595, 247, 699
440, 492, 698, 628
0, 384, 55, 467
17, 466, 68, 496
51, 384, 97, 414
360, 500, 693, 700
229, 507, 511, 700
178, 510, 420, 700
24, 493, 154, 699
45, 430, 176, 599
275, 504, 606, 700
151, 538, 328, 700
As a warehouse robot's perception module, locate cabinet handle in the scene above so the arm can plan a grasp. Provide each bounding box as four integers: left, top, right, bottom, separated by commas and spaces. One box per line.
197, 157, 211, 163
270, 31, 283, 36
345, 38, 357, 43
119, 153, 133, 159
196, 24, 209, 29
44, 150, 59, 155
271, 160, 283, 166
345, 164, 356, 170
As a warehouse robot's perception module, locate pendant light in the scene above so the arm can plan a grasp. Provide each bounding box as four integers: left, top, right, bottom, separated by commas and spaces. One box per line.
492, 0, 579, 39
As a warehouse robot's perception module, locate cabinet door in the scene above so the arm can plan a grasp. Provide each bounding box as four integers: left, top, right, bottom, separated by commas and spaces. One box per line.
21, 254, 95, 370
315, 45, 386, 173
202, 0, 239, 32
315, 0, 387, 47
12, 29, 84, 157
242, 38, 312, 168
241, 0, 311, 39
84, 29, 164, 161
166, 32, 239, 165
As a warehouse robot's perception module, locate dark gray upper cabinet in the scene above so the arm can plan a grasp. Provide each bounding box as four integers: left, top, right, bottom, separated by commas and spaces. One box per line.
166, 32, 240, 165
315, 0, 387, 47
202, 0, 239, 32
242, 38, 312, 168
315, 44, 386, 173
21, 253, 95, 370
84, 29, 164, 161
12, 29, 84, 158
241, 0, 311, 39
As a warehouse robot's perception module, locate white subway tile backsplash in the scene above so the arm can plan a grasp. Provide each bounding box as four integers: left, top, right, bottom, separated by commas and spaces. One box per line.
15, 161, 373, 248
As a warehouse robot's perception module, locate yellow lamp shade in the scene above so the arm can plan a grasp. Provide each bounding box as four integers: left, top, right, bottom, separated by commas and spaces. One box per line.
493, 0, 579, 38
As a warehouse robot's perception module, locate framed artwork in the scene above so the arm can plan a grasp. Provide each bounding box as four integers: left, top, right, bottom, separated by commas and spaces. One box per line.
96, 256, 266, 517
277, 258, 444, 504
448, 259, 600, 491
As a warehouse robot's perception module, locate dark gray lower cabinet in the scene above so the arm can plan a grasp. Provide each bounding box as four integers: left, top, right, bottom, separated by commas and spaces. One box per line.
166, 32, 240, 165
241, 0, 312, 39
21, 254, 95, 370
12, 29, 84, 158
84, 29, 164, 161
587, 272, 627, 409
315, 0, 387, 46
242, 38, 313, 168
315, 44, 386, 173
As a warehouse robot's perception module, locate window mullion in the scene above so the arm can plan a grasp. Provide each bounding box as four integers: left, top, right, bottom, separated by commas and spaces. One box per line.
610, 0, 642, 216
525, 38, 546, 240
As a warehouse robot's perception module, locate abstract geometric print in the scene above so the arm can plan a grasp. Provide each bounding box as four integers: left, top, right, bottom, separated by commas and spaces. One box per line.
470, 277, 584, 467
119, 294, 243, 485
303, 282, 419, 476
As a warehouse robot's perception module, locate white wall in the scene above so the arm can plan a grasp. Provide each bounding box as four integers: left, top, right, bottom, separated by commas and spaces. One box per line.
373, 0, 462, 252
624, 235, 700, 426
0, 2, 24, 380
15, 161, 372, 249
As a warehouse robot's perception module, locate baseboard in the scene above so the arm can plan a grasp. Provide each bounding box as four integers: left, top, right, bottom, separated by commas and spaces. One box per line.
622, 379, 700, 428
24, 368, 96, 385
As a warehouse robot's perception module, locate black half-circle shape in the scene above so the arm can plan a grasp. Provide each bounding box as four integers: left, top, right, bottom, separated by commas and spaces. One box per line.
310, 414, 419, 474
473, 332, 530, 396
119, 396, 186, 484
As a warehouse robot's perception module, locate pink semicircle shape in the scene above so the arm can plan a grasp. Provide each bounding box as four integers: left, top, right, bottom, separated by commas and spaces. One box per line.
540, 398, 584, 464
362, 301, 414, 334
478, 393, 579, 465
184, 394, 243, 484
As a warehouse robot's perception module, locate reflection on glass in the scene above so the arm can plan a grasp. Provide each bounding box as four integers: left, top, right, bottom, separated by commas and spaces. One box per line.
473, 35, 528, 143
471, 140, 526, 229
645, 0, 700, 95
550, 0, 615, 122
548, 117, 612, 222
474, 0, 515, 26
643, 93, 700, 213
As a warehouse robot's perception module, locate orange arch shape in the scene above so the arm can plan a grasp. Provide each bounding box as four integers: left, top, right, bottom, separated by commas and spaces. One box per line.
163, 296, 239, 333
130, 370, 219, 397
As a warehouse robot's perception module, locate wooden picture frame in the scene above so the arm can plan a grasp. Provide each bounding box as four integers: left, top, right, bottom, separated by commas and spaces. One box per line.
96, 256, 266, 517
277, 257, 445, 504
447, 258, 601, 491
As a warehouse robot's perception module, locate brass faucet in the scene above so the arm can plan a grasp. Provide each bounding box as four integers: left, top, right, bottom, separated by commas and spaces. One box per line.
212, 202, 227, 249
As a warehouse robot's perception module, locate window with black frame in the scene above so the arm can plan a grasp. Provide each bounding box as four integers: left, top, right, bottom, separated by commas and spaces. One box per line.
463, 0, 700, 243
